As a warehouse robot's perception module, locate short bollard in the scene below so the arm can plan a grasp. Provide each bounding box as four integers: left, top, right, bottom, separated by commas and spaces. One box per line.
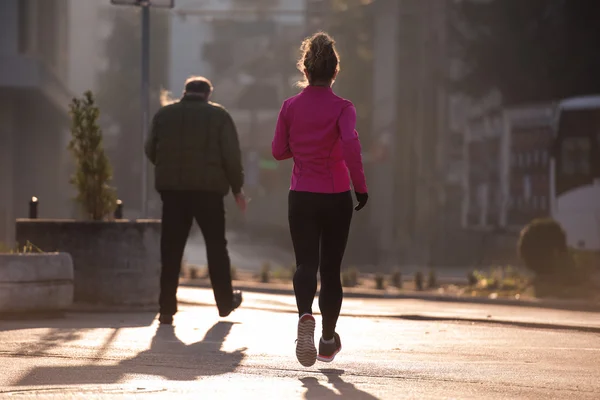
114, 199, 123, 219
29, 197, 38, 219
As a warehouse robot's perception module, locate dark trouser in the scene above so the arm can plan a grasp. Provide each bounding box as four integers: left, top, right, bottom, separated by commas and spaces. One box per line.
288, 190, 353, 340
159, 190, 233, 317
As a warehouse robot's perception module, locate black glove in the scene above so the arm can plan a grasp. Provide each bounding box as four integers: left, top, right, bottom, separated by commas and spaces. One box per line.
354, 192, 369, 211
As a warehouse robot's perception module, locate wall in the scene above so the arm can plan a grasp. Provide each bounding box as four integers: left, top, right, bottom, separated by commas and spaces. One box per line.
0, 94, 16, 244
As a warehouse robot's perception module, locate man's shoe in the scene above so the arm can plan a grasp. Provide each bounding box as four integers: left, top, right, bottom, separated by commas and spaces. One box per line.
159, 314, 173, 325
317, 332, 342, 362
219, 290, 243, 317
296, 313, 317, 367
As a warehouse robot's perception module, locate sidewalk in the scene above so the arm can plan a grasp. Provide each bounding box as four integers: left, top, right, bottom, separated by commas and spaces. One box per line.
180, 278, 600, 314
176, 287, 600, 333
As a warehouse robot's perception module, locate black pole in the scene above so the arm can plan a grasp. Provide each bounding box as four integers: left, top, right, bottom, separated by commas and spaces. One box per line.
115, 200, 123, 220
29, 197, 38, 219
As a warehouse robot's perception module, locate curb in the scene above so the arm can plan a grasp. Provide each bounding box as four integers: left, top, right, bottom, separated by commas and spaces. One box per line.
180, 280, 600, 313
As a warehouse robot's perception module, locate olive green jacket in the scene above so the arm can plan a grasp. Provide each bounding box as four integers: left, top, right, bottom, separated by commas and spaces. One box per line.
145, 96, 244, 195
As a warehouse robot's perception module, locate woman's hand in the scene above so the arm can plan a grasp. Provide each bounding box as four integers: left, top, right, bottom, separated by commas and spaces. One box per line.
354, 192, 369, 211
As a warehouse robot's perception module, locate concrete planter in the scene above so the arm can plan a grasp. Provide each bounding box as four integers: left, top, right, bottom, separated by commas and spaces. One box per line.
15, 219, 161, 308
0, 252, 74, 313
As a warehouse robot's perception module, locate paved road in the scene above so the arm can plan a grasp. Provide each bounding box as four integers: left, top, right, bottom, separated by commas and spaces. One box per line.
1, 289, 599, 399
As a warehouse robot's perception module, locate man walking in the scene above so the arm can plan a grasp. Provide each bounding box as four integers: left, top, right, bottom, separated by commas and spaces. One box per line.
145, 76, 246, 324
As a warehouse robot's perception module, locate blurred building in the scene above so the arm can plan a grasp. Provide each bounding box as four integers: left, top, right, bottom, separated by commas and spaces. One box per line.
461, 100, 555, 231
171, 0, 306, 230
501, 103, 555, 229
0, 0, 72, 244
369, 0, 449, 268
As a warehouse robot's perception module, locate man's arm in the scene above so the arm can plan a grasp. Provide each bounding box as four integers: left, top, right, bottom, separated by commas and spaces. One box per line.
145, 113, 159, 165
220, 112, 244, 195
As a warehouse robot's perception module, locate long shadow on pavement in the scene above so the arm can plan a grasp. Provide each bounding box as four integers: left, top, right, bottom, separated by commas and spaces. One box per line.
301, 369, 379, 400
1, 312, 157, 358
15, 321, 245, 386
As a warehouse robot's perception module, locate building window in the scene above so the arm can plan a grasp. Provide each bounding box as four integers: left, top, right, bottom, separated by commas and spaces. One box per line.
523, 175, 532, 200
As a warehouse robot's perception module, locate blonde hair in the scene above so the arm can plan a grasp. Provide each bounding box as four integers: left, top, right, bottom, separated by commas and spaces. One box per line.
296, 32, 340, 88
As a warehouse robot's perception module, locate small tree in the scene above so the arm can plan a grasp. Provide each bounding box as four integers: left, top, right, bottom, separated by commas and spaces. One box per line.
68, 91, 117, 220
518, 218, 568, 276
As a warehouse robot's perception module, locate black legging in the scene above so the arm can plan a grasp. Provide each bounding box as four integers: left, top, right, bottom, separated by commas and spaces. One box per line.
288, 190, 353, 340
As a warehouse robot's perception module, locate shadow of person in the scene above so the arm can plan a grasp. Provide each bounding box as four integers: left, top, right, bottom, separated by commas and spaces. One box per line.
16, 320, 246, 386
301, 369, 380, 400
120, 321, 246, 381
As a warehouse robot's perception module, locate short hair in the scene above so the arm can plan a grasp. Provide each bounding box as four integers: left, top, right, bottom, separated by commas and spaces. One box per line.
184, 76, 213, 96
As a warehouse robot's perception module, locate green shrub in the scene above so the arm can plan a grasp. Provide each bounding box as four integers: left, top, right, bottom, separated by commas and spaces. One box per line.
518, 218, 568, 276
68, 91, 117, 220
260, 262, 271, 283
390, 269, 402, 289
342, 267, 359, 287
467, 270, 478, 286
374, 273, 385, 290
0, 241, 43, 254
415, 271, 424, 291
427, 270, 438, 289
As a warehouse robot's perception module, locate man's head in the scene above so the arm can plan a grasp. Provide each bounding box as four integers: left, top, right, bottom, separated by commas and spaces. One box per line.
184, 76, 213, 100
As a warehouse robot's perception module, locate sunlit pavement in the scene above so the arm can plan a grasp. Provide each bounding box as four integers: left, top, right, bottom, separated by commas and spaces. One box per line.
1, 288, 599, 399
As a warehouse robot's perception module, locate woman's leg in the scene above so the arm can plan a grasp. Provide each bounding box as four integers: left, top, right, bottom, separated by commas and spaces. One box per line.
288, 191, 321, 316
318, 191, 353, 340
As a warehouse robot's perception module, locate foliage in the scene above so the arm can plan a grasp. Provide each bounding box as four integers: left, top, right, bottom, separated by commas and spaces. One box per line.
452, 0, 600, 105
427, 270, 438, 289
0, 241, 43, 254
467, 270, 478, 286
518, 218, 568, 276
469, 266, 530, 292
390, 268, 402, 289
414, 271, 424, 291
68, 91, 117, 220
341, 267, 359, 288
374, 273, 385, 290
260, 262, 271, 283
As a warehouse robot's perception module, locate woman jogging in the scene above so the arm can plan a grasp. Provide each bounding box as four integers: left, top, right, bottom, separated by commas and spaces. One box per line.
271, 32, 369, 367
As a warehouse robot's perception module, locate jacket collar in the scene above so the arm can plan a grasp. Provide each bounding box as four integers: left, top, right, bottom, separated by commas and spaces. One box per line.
181, 94, 208, 103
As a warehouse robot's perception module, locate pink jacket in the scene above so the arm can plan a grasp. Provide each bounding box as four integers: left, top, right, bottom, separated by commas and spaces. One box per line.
271, 86, 368, 194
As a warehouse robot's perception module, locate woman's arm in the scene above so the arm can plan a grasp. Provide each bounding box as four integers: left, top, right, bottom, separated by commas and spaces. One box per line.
272, 101, 293, 161
338, 103, 368, 193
